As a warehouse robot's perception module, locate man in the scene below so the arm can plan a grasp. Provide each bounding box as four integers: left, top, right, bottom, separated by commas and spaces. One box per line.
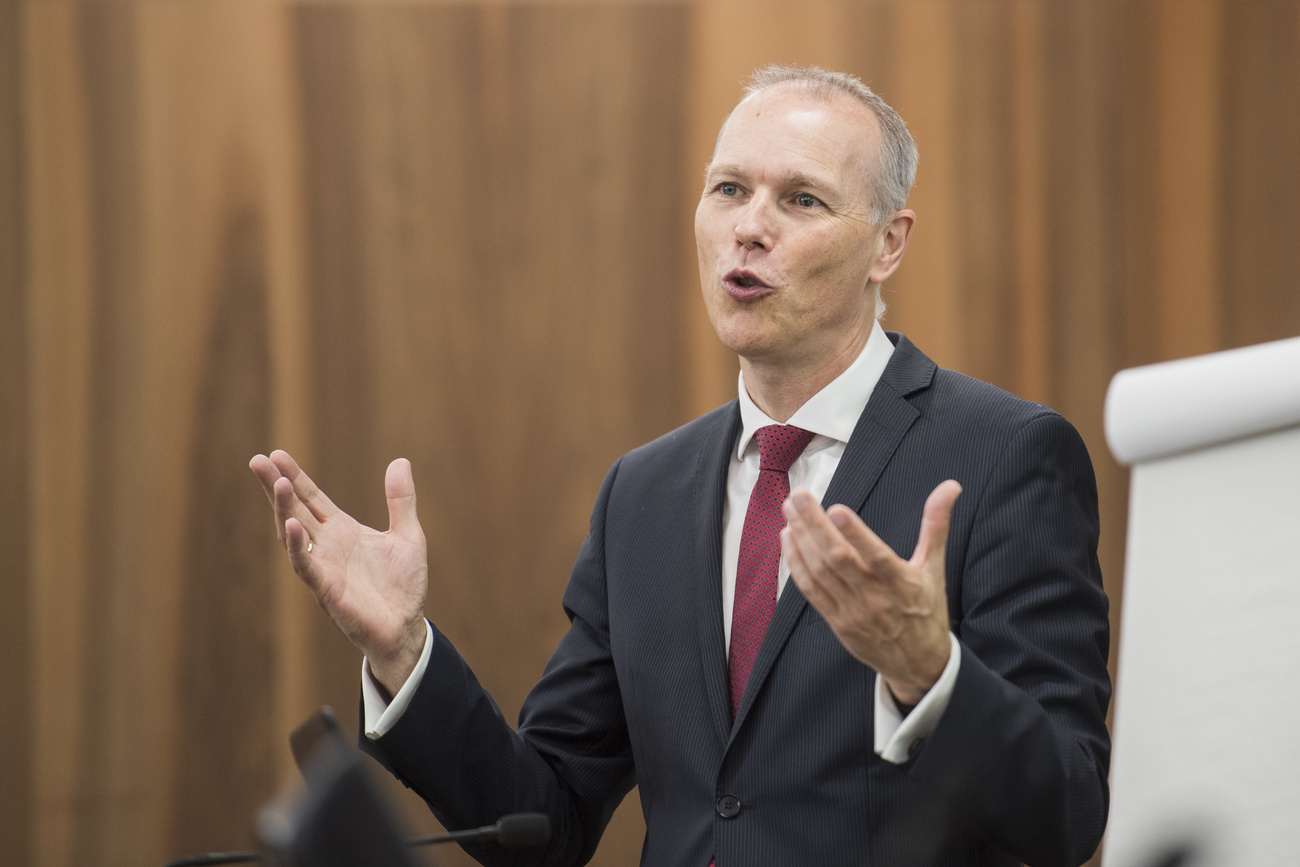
251, 66, 1111, 866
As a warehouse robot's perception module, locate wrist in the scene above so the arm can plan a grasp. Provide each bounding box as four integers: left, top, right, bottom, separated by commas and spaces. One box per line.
884, 634, 951, 706
368, 619, 427, 696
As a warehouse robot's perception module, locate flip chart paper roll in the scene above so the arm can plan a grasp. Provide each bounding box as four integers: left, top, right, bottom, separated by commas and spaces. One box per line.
1105, 335, 1300, 465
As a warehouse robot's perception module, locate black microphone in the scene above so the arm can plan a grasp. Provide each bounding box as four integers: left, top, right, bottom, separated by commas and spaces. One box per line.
164, 710, 550, 866
410, 812, 551, 848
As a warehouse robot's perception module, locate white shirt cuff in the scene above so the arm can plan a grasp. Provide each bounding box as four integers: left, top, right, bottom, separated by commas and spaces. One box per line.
873, 632, 961, 764
362, 619, 434, 740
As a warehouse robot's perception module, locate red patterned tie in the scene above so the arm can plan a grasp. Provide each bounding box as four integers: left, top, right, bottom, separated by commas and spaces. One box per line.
728, 424, 816, 721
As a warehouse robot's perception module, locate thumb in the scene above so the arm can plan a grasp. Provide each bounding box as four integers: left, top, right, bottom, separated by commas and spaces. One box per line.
385, 458, 420, 537
910, 479, 962, 570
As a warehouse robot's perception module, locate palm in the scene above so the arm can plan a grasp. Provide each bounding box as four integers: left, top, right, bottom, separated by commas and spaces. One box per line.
319, 516, 428, 657
250, 450, 429, 675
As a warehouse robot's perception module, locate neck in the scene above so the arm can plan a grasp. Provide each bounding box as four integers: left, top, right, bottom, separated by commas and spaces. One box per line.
740, 324, 873, 423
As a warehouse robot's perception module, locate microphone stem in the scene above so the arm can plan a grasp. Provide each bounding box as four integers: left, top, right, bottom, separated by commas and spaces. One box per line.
409, 824, 500, 846
164, 824, 501, 866
163, 852, 261, 867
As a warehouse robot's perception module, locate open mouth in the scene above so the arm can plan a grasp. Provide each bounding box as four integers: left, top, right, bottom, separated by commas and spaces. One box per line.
724, 269, 771, 291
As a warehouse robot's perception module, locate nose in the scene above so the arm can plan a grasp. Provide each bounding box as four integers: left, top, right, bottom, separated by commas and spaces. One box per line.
734, 192, 776, 251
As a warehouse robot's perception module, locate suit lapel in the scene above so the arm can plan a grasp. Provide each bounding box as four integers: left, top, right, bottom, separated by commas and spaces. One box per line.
819, 336, 932, 514
729, 335, 936, 736
694, 402, 742, 743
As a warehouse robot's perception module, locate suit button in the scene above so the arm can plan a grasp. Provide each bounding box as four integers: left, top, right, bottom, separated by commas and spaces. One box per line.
716, 795, 741, 818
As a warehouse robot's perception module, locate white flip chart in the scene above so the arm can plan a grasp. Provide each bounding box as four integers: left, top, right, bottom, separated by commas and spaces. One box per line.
1103, 336, 1300, 867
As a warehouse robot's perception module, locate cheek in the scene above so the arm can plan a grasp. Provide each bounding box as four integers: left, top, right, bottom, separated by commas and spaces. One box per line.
797, 232, 875, 287
695, 201, 727, 249
790, 249, 876, 321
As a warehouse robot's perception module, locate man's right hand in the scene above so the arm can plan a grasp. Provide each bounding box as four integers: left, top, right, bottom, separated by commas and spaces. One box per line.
249, 450, 429, 695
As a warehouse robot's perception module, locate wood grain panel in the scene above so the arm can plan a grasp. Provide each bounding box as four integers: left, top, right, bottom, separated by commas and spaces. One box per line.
69, 6, 165, 864
1222, 0, 1300, 349
1007, 0, 1050, 404
130, 2, 317, 857
0, 3, 32, 866
16, 2, 319, 863
294, 4, 692, 862
951, 0, 1017, 388
886, 0, 963, 370
1116, 0, 1164, 372
172, 208, 278, 854
1153, 0, 1223, 360
22, 7, 99, 864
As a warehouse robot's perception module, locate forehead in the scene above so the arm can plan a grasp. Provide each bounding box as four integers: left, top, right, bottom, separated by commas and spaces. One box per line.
712, 86, 880, 183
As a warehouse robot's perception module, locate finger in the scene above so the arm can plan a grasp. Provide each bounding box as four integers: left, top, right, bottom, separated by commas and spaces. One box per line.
824, 503, 902, 582
385, 458, 421, 538
783, 491, 883, 592
268, 450, 340, 521
283, 517, 325, 596
781, 494, 870, 607
910, 480, 962, 569
782, 525, 844, 618
274, 476, 324, 542
824, 502, 894, 557
249, 454, 284, 508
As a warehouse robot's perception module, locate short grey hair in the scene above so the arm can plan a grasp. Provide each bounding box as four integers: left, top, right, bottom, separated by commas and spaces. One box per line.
736, 64, 918, 226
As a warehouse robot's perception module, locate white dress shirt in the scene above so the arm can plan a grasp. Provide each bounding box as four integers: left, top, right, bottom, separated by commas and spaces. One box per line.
364, 320, 960, 764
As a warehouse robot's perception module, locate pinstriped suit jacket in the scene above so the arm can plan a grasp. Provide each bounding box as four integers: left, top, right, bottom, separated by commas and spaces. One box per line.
363, 333, 1112, 867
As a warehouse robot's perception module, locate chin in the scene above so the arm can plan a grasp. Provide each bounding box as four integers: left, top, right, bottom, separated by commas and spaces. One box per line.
715, 328, 779, 361
707, 305, 773, 350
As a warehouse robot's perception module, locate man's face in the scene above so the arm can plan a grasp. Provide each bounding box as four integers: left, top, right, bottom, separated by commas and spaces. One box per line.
695, 87, 892, 370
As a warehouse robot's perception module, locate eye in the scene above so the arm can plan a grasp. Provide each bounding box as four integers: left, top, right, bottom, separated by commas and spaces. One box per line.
719, 182, 739, 197
794, 193, 821, 208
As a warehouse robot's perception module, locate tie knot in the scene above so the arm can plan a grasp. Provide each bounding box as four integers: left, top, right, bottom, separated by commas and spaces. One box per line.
753, 425, 816, 474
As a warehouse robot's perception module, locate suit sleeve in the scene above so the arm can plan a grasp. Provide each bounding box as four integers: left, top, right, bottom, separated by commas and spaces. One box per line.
907, 412, 1112, 867
359, 458, 635, 867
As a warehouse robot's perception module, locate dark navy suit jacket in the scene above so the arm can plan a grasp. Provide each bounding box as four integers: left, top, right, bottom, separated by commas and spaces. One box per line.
363, 334, 1112, 867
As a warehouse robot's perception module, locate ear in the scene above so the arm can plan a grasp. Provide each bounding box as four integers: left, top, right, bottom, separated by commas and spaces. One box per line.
867, 209, 915, 285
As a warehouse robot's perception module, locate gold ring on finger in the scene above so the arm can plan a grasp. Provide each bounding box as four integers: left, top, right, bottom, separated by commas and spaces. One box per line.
307, 540, 314, 554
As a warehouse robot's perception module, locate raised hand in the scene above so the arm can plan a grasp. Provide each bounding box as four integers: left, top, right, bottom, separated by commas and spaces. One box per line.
781, 480, 962, 706
249, 450, 429, 694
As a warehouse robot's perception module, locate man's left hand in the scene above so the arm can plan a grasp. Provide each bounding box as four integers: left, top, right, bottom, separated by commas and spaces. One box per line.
782, 480, 962, 706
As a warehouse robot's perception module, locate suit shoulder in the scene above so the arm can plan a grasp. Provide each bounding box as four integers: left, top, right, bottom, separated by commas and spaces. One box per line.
924, 366, 1066, 433
885, 332, 1070, 437
912, 367, 1095, 480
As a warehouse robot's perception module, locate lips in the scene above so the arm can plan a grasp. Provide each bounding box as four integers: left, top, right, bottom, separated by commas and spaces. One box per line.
723, 268, 773, 301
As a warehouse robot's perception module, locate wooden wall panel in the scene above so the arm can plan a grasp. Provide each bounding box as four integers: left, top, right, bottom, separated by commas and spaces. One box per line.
170, 207, 278, 854
0, 3, 32, 865
23, 7, 101, 864
1153, 0, 1224, 360
66, 4, 156, 862
1007, 0, 1050, 404
5, 3, 1300, 867
292, 4, 693, 863
1222, 0, 1300, 349
133, 2, 318, 855
14, 2, 319, 862
886, 1, 965, 369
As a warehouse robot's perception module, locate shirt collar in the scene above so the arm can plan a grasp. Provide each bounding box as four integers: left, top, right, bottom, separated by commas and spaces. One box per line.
736, 319, 895, 460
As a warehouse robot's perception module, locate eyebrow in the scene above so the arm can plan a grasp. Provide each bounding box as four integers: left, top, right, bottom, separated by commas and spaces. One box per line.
705, 163, 837, 194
